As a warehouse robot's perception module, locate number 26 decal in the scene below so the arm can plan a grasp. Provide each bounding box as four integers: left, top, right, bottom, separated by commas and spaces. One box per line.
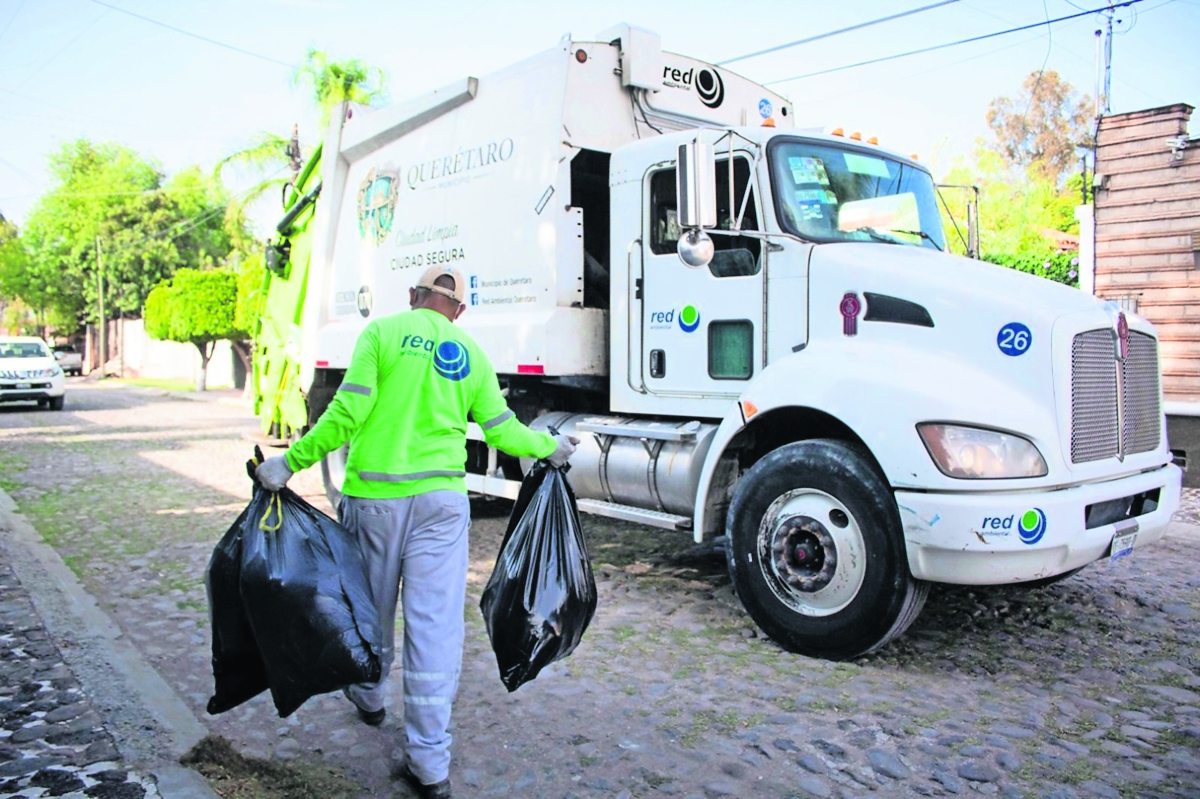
997, 322, 1032, 356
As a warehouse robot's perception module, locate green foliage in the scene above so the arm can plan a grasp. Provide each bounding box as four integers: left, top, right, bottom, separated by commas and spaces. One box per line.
144, 268, 244, 390
234, 252, 265, 337
143, 281, 173, 340
8, 140, 243, 332
939, 147, 1081, 261
213, 131, 294, 218
983, 251, 1079, 288
145, 269, 243, 345
293, 48, 387, 128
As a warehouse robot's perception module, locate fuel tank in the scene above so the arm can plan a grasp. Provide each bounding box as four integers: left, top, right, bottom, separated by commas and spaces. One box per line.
528, 413, 719, 517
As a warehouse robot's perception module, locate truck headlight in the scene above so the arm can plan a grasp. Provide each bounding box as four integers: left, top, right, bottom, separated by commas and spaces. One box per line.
917, 423, 1048, 479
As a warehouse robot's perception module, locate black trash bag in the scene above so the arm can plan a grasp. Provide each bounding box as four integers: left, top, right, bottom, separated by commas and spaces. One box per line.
480, 460, 597, 692
205, 499, 269, 714
206, 449, 383, 717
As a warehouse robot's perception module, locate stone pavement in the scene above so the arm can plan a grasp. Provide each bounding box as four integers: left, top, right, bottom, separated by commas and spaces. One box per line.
1, 383, 1199, 798
0, 560, 159, 799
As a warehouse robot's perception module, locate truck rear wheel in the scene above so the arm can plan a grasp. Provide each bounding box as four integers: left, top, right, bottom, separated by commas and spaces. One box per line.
321, 444, 348, 509
726, 440, 927, 661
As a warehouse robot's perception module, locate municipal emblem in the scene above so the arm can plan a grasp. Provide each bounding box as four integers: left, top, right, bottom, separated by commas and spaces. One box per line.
357, 167, 398, 245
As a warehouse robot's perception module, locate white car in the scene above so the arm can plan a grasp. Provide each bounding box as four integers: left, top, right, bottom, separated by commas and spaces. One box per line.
0, 336, 66, 410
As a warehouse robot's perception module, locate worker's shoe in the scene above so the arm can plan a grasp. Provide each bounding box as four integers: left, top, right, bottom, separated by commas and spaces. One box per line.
356, 706, 386, 727
396, 763, 452, 799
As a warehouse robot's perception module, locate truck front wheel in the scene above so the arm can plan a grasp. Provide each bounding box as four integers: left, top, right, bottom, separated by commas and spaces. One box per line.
726, 440, 927, 661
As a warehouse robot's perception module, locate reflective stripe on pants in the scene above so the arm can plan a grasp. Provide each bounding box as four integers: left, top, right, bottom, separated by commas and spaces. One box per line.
339, 491, 470, 785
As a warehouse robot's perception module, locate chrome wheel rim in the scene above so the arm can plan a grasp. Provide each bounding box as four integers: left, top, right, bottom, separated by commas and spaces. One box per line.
757, 488, 867, 617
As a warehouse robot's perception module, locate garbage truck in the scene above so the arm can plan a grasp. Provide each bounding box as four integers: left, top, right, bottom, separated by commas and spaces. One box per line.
252, 25, 1182, 661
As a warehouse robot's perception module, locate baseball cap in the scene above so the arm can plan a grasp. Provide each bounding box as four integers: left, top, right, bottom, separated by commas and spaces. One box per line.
416, 266, 466, 303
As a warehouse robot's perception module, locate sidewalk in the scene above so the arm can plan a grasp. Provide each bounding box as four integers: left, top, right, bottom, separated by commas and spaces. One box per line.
87, 380, 251, 410
0, 492, 218, 799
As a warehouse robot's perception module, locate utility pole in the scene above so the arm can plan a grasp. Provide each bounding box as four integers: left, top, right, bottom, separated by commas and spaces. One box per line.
1103, 2, 1114, 115
95, 236, 106, 379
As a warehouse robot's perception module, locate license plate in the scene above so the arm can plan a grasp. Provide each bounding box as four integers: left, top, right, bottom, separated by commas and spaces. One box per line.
15, 382, 30, 389
1110, 532, 1137, 562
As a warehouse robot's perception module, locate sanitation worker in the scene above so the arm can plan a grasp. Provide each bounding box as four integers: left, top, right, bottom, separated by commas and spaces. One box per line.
255, 265, 577, 799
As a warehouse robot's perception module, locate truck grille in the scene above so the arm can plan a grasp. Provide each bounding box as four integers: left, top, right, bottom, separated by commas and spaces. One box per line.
1070, 329, 1160, 463
1121, 332, 1162, 455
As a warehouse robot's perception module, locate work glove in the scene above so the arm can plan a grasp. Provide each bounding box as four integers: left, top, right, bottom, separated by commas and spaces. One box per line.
547, 434, 580, 468
256, 454, 294, 492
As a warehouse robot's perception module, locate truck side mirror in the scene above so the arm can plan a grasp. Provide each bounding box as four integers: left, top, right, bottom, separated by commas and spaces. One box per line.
676, 141, 716, 228
676, 141, 716, 268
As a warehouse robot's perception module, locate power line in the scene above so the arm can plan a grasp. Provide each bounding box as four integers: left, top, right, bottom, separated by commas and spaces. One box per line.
89, 0, 294, 69
766, 0, 1144, 85
0, 0, 29, 46
13, 9, 110, 92
0, 154, 41, 188
962, 0, 1168, 105
718, 0, 960, 66
1020, 0, 1055, 131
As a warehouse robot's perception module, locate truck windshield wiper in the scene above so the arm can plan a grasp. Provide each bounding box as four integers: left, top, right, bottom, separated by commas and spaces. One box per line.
888, 229, 944, 251
850, 228, 904, 246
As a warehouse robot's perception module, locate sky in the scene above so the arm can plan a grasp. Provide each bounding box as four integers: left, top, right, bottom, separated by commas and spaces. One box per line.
1, 0, 1197, 234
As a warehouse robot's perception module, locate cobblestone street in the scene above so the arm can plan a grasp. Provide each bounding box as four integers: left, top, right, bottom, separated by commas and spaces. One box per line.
0, 382, 1198, 797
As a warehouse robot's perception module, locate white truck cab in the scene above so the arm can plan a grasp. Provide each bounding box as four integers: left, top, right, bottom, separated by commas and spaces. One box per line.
277, 25, 1182, 660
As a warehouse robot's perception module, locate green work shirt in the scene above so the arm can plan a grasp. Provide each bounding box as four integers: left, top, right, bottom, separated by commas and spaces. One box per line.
286, 308, 555, 498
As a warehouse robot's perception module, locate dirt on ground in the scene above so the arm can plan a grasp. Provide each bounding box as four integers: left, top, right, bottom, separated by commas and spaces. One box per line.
1, 383, 1198, 798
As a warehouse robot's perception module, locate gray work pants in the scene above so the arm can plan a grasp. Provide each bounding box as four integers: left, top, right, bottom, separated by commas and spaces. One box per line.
339, 491, 470, 785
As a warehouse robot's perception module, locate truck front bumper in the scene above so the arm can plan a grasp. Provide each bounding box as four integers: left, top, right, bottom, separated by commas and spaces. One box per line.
896, 463, 1183, 585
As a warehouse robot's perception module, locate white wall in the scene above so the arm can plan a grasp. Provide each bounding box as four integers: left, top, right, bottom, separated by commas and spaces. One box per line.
1075, 204, 1095, 296
119, 318, 236, 387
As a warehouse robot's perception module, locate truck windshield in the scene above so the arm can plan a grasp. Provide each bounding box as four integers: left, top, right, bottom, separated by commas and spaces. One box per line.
768, 139, 946, 251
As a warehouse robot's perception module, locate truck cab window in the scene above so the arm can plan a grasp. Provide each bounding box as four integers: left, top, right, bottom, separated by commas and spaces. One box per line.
650, 158, 761, 277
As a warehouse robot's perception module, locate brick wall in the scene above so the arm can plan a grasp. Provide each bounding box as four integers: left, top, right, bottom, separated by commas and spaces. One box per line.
1094, 103, 1200, 399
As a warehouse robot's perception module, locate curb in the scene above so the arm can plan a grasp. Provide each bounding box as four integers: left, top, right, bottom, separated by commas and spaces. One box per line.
0, 490, 220, 799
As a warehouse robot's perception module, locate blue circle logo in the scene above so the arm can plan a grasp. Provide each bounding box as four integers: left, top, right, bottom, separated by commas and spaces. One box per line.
433, 340, 470, 381
1018, 508, 1047, 545
758, 98, 773, 119
997, 322, 1032, 357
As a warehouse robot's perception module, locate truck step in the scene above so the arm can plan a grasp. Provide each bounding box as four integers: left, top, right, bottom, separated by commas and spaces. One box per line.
575, 499, 692, 531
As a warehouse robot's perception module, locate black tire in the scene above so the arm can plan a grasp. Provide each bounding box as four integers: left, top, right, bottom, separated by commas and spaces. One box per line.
320, 444, 348, 509
48, 396, 64, 411
726, 439, 928, 661
37, 399, 48, 409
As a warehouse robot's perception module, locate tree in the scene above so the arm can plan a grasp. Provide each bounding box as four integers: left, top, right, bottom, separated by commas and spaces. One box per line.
16, 140, 237, 334
145, 269, 246, 391
217, 50, 387, 218
293, 48, 387, 129
986, 71, 1094, 183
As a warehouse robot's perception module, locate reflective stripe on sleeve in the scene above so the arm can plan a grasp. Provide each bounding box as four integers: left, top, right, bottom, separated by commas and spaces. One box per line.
402, 670, 452, 681
359, 470, 466, 483
339, 383, 372, 396
480, 409, 515, 430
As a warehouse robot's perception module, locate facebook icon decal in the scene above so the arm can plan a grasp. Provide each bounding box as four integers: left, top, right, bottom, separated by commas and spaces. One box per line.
469, 275, 478, 288
471, 293, 479, 306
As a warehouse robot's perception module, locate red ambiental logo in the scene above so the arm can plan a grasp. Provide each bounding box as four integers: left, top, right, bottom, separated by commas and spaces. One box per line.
661, 65, 725, 109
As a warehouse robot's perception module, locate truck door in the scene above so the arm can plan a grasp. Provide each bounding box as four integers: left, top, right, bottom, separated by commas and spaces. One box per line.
640, 156, 764, 398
